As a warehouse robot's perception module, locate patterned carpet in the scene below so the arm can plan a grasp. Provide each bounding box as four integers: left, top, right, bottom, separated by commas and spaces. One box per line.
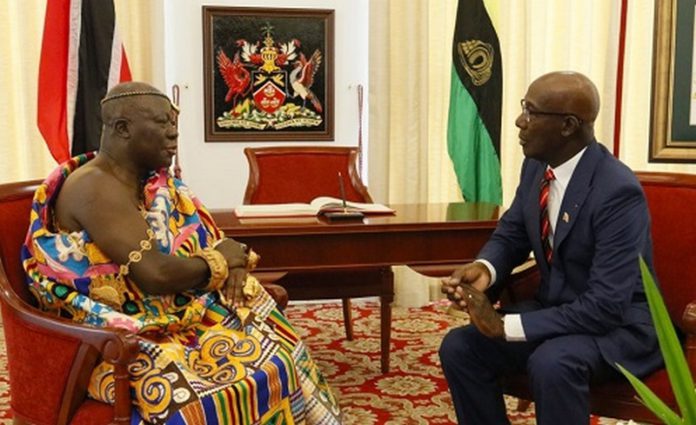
0, 300, 635, 424
0, 321, 10, 424
283, 300, 633, 425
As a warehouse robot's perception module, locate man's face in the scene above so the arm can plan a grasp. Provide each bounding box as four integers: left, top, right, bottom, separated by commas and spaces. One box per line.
127, 97, 179, 171
515, 86, 567, 165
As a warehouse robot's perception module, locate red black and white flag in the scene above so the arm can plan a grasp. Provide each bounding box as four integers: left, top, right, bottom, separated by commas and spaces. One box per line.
37, 0, 132, 164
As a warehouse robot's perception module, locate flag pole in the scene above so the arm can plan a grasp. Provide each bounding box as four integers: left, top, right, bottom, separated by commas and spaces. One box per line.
357, 84, 365, 181
612, 0, 628, 158
171, 84, 182, 179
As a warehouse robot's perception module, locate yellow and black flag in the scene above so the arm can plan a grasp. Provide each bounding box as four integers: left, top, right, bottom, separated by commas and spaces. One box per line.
447, 0, 502, 205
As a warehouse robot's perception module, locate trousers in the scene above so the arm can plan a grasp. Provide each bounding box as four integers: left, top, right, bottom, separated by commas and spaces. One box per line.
439, 324, 618, 425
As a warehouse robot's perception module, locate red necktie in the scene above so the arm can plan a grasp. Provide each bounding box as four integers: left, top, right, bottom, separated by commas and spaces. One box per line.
540, 168, 556, 264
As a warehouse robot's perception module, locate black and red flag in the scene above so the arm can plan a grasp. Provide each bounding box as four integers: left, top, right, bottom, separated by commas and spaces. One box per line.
37, 0, 132, 164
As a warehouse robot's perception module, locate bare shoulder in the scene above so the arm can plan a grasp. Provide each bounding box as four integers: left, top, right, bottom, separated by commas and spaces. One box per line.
55, 163, 129, 231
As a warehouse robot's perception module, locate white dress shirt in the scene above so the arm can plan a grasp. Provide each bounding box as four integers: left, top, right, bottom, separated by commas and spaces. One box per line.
478, 147, 587, 341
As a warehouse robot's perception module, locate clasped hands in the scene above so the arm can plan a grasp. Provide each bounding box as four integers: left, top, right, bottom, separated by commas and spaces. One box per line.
441, 262, 505, 339
215, 240, 260, 306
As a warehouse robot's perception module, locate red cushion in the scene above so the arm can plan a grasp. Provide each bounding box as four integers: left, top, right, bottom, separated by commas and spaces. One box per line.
591, 368, 676, 407
0, 195, 35, 302
642, 184, 696, 326
70, 400, 116, 424
3, 302, 81, 425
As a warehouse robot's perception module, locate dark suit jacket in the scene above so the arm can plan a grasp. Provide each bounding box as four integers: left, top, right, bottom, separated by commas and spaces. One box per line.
480, 141, 662, 377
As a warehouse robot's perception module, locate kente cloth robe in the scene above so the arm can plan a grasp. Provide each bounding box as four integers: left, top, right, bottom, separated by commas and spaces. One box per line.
22, 153, 342, 425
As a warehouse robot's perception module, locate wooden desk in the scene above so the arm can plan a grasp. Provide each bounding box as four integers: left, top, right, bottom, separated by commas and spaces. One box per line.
212, 202, 500, 372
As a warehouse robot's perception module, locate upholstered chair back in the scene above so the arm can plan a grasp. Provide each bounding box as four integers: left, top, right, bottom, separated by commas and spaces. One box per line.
637, 171, 696, 329
243, 146, 371, 204
0, 180, 41, 304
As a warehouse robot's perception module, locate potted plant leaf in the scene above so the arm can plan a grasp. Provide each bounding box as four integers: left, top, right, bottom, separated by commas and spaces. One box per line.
617, 257, 696, 424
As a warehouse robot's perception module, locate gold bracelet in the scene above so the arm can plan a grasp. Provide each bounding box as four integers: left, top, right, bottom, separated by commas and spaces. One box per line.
119, 228, 156, 277
193, 247, 229, 291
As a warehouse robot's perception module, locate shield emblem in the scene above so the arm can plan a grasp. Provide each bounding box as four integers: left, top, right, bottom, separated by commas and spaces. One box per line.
253, 81, 286, 114
251, 70, 288, 114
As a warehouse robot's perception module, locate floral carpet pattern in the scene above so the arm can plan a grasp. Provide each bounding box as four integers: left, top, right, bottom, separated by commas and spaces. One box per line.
0, 321, 10, 424
0, 300, 638, 424
283, 300, 634, 425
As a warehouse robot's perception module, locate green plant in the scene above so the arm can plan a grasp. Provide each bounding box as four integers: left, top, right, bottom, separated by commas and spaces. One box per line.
617, 257, 696, 425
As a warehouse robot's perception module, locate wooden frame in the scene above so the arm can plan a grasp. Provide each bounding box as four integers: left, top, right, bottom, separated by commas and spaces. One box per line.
202, 6, 334, 142
650, 0, 696, 162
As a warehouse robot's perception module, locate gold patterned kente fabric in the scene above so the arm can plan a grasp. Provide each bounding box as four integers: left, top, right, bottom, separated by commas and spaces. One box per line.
22, 153, 342, 424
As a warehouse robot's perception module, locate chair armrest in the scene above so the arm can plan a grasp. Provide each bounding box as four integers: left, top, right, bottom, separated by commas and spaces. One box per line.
682, 302, 696, 378
683, 301, 696, 335
262, 282, 289, 310
0, 282, 138, 425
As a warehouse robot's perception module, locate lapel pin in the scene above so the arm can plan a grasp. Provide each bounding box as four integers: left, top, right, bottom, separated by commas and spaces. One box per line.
562, 212, 570, 223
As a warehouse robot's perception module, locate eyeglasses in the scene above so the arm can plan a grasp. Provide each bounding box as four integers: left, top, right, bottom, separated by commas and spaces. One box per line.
520, 99, 583, 124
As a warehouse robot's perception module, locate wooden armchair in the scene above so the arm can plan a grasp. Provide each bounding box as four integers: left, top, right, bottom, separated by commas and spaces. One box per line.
243, 146, 395, 373
0, 180, 138, 425
501, 171, 696, 423
0, 179, 289, 424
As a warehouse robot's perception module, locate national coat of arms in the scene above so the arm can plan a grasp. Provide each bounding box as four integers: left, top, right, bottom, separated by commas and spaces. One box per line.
215, 23, 324, 131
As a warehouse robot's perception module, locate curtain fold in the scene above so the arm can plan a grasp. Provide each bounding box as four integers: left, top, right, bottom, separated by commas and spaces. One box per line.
370, 0, 462, 307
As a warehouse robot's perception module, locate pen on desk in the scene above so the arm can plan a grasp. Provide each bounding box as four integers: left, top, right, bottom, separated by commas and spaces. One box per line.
337, 172, 348, 212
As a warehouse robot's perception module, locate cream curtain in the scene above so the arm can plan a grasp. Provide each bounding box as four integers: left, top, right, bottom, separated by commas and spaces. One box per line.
0, 0, 154, 184
369, 0, 464, 307
368, 0, 650, 307
0, 2, 55, 183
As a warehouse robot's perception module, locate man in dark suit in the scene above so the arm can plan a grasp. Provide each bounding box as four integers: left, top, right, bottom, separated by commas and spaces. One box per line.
439, 71, 662, 425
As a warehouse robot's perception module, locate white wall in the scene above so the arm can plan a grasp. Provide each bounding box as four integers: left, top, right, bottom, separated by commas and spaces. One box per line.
160, 1, 369, 209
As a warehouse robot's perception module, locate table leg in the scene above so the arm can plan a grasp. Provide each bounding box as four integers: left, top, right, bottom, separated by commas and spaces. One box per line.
380, 267, 394, 374
341, 298, 354, 340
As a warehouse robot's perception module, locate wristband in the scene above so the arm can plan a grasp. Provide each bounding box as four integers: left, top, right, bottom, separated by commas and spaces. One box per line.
193, 247, 229, 291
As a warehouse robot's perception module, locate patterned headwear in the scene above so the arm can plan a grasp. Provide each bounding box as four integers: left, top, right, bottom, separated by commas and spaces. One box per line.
100, 90, 180, 112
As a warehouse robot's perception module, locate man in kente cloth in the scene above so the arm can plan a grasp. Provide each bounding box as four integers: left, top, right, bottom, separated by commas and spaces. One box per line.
22, 81, 342, 424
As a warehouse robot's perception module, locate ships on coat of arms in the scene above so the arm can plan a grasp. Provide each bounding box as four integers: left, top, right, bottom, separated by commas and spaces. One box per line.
215, 24, 323, 131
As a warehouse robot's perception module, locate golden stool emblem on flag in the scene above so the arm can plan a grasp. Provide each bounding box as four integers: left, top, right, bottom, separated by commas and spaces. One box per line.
457, 40, 495, 86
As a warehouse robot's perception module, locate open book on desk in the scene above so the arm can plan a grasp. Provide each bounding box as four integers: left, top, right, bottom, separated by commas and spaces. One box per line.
234, 196, 395, 218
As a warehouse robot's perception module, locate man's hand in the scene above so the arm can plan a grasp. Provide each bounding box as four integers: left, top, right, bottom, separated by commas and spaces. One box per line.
223, 267, 247, 306
215, 239, 247, 268
441, 262, 491, 309
441, 262, 503, 338
458, 284, 504, 339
